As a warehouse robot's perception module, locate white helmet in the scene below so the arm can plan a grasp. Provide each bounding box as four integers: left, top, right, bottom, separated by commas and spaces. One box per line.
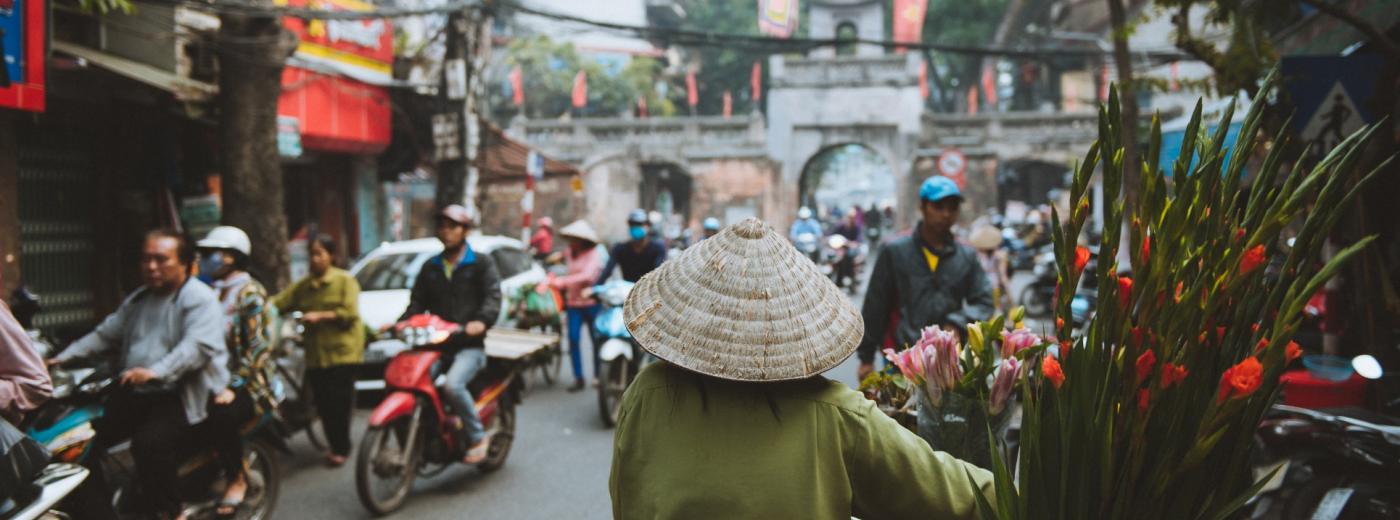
798, 207, 813, 220
198, 226, 252, 256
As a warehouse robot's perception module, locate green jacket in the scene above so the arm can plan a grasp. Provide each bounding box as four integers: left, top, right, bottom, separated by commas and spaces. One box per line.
271, 268, 364, 368
610, 362, 994, 520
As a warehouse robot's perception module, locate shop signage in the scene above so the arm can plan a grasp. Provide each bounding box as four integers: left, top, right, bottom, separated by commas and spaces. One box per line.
937, 148, 967, 189
0, 0, 44, 112
276, 0, 392, 154
278, 116, 304, 158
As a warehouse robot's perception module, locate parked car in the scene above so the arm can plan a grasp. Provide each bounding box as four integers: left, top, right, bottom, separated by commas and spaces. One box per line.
349, 235, 545, 391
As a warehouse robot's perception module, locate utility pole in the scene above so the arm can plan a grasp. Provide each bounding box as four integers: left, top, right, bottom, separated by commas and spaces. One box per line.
218, 4, 298, 289
434, 9, 470, 212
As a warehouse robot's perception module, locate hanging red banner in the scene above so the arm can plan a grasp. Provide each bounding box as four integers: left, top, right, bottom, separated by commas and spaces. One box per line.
637, 96, 648, 118
981, 65, 998, 108
892, 0, 928, 53
750, 61, 762, 102
686, 69, 698, 108
722, 90, 732, 119
509, 66, 524, 106
571, 70, 587, 109
967, 87, 978, 115
918, 60, 929, 100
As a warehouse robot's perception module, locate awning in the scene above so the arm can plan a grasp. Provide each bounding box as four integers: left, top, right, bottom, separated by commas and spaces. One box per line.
475, 119, 580, 183
52, 41, 219, 102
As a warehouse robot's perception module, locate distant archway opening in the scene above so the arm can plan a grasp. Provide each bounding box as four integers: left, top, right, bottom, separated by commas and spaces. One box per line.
798, 143, 895, 223
640, 161, 693, 240
835, 22, 858, 56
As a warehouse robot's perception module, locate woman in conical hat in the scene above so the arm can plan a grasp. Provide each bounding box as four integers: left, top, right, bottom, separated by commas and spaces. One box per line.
609, 218, 993, 520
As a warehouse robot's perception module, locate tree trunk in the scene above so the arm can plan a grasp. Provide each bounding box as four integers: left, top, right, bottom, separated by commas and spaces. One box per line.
218, 13, 296, 289
1105, 0, 1141, 210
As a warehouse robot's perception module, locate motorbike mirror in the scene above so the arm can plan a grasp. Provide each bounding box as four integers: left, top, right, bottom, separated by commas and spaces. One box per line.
1352, 355, 1383, 380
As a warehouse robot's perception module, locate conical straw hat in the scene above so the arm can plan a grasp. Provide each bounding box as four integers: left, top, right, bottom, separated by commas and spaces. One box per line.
558, 220, 600, 244
623, 218, 864, 382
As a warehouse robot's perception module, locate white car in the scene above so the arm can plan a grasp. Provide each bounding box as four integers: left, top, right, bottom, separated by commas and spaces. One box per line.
349, 235, 546, 389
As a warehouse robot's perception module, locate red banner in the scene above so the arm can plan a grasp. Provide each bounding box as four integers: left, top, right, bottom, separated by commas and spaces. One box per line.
758, 0, 799, 38
918, 60, 929, 100
967, 87, 978, 115
686, 69, 698, 108
509, 66, 524, 106
571, 70, 587, 109
751, 61, 762, 102
892, 0, 928, 53
981, 65, 998, 108
722, 90, 732, 119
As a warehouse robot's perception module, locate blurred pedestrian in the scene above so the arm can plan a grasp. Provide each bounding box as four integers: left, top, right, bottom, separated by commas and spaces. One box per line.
970, 225, 1011, 312
701, 217, 722, 240
597, 209, 666, 284
0, 298, 51, 424
530, 217, 555, 260
195, 226, 275, 516
610, 219, 993, 519
550, 220, 604, 392
270, 234, 363, 467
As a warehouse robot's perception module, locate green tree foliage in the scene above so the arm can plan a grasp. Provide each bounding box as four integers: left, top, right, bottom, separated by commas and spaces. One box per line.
487, 35, 665, 120
671, 0, 772, 115
922, 0, 1009, 98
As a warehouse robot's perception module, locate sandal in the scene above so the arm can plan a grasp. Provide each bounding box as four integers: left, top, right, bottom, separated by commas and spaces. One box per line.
217, 475, 247, 518
462, 437, 491, 465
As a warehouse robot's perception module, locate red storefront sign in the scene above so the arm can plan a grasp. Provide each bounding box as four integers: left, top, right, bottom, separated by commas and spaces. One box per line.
0, 0, 46, 112
277, 0, 392, 154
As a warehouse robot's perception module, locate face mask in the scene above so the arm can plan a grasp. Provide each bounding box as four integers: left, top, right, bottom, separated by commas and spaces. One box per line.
197, 251, 224, 283
629, 226, 647, 241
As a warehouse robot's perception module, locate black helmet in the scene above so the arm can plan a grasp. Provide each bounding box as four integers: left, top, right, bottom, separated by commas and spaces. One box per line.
627, 209, 648, 226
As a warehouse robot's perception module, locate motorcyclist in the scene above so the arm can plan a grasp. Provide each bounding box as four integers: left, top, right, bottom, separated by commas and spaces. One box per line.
596, 209, 667, 285
701, 218, 722, 240
398, 205, 501, 464
195, 225, 275, 517
49, 228, 228, 520
788, 207, 822, 243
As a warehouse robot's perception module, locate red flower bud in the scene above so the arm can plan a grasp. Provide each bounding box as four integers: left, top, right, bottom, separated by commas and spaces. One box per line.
1130, 326, 1144, 348
1216, 326, 1227, 342
1254, 338, 1269, 354
1235, 228, 1246, 242
1173, 281, 1184, 303
1218, 357, 1263, 403
1138, 389, 1151, 413
1118, 276, 1134, 309
1240, 245, 1267, 276
1286, 341, 1302, 363
1159, 363, 1189, 389
1251, 323, 1261, 334
1074, 246, 1090, 275
1042, 355, 1065, 390
1136, 349, 1157, 382
1139, 234, 1151, 265
1056, 317, 1065, 331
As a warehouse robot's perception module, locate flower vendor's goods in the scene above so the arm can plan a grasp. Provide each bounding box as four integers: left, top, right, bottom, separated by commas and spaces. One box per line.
974, 73, 1389, 520
877, 308, 1045, 469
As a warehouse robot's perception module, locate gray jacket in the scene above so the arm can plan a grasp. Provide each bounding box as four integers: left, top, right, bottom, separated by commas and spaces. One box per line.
56, 279, 229, 424
858, 229, 994, 363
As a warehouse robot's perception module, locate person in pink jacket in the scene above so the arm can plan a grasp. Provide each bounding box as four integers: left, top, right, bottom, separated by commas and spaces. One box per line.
1, 298, 53, 424
550, 220, 604, 392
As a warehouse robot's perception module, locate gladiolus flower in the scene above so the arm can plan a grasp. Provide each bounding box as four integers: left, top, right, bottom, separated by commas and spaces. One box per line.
1138, 389, 1151, 413
988, 358, 1021, 415
1042, 355, 1065, 389
1074, 246, 1090, 275
1286, 341, 1302, 363
1216, 327, 1227, 342
1135, 349, 1157, 382
1254, 338, 1269, 354
1139, 234, 1151, 265
1174, 281, 1184, 303
1239, 245, 1267, 275
1160, 363, 1188, 389
1118, 276, 1134, 309
1235, 228, 1246, 242
1001, 328, 1042, 359
1056, 317, 1065, 331
1218, 357, 1264, 403
1130, 327, 1144, 348
1251, 323, 1261, 334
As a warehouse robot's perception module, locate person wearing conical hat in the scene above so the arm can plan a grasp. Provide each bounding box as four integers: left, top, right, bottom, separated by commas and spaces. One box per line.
550, 220, 604, 392
610, 218, 993, 519
856, 175, 994, 381
970, 224, 1011, 312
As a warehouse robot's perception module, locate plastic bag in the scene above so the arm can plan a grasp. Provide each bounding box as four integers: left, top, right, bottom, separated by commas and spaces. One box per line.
0, 415, 50, 502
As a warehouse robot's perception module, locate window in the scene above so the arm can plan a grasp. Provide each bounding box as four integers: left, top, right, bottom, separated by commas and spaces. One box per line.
491, 247, 532, 280
354, 253, 428, 291
836, 22, 858, 56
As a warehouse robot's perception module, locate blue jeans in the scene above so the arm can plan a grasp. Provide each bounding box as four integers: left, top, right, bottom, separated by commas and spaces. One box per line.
444, 348, 487, 445
567, 305, 600, 382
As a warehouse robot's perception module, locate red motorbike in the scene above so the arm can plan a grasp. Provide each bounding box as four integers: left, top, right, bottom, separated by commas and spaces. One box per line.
354, 314, 522, 515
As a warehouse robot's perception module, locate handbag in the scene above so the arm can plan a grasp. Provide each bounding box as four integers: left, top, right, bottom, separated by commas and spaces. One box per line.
0, 415, 50, 502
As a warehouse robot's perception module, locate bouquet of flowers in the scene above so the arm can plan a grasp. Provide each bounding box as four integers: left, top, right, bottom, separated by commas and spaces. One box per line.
877, 308, 1046, 468
974, 72, 1390, 519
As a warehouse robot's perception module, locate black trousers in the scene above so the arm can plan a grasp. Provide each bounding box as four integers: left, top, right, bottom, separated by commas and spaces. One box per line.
307, 365, 356, 456
78, 389, 192, 519
198, 387, 255, 480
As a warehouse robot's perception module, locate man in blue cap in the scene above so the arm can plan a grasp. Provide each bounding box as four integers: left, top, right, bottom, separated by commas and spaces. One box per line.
856, 175, 993, 380
597, 209, 668, 284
